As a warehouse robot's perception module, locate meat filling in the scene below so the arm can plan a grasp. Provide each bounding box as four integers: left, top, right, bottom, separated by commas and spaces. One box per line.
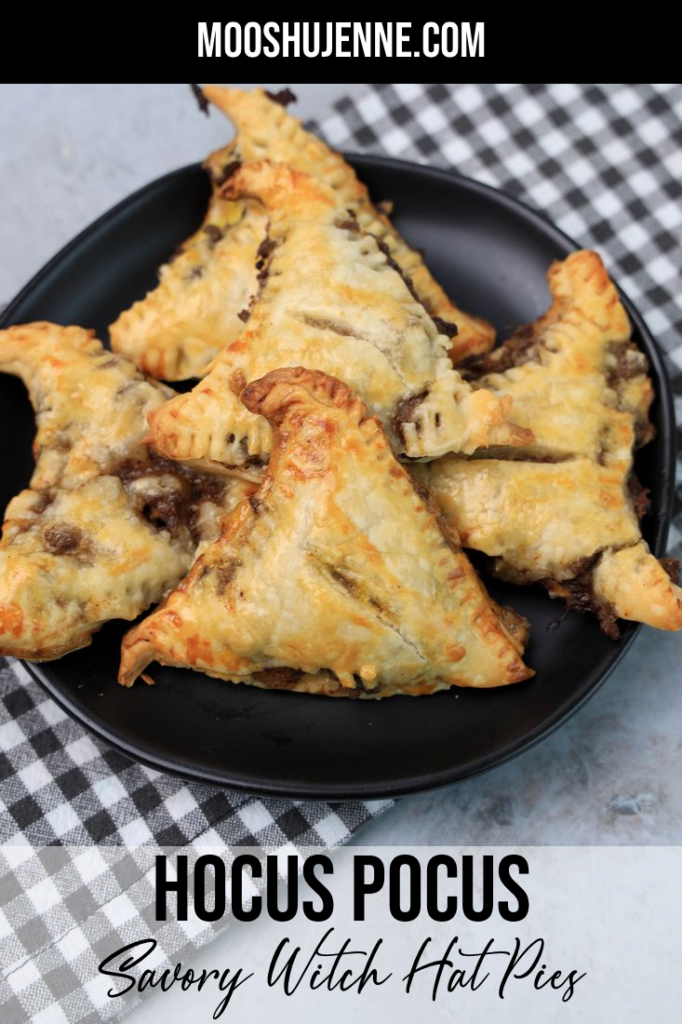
118, 451, 227, 543
392, 390, 428, 443
547, 556, 620, 640
264, 88, 297, 107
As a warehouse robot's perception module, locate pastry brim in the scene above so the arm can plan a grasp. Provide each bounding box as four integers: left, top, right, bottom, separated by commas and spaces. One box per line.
120, 367, 533, 694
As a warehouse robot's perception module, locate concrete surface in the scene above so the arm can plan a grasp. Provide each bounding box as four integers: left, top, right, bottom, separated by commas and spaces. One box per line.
0, 83, 365, 305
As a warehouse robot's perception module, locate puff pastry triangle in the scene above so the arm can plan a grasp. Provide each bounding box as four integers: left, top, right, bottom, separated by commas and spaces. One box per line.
0, 323, 254, 659
148, 162, 531, 478
109, 187, 267, 381
461, 248, 654, 459
110, 86, 493, 378
426, 251, 682, 633
119, 368, 532, 695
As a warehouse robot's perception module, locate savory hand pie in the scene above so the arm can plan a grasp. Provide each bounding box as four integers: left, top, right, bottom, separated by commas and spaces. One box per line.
110, 85, 493, 379
425, 251, 682, 634
148, 162, 531, 477
109, 183, 267, 381
119, 368, 533, 695
460, 248, 654, 460
0, 323, 254, 659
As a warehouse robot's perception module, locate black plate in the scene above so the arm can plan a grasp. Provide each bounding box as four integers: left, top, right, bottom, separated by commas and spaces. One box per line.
0, 156, 675, 800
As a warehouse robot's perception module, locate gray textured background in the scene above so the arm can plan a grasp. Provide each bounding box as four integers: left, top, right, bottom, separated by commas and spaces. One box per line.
0, 83, 365, 304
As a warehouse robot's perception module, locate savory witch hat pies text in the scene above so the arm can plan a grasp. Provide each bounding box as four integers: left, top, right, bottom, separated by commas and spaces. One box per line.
426, 251, 682, 633
119, 368, 533, 694
0, 323, 254, 659
148, 161, 531, 476
110, 86, 493, 379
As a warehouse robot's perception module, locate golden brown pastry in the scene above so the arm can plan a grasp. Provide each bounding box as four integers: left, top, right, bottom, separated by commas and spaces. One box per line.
461, 249, 654, 460
119, 368, 533, 695
109, 197, 266, 381
148, 162, 531, 478
110, 86, 493, 379
0, 323, 254, 660
426, 251, 682, 634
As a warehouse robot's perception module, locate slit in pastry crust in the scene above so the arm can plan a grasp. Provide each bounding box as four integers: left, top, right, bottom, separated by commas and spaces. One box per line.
0, 323, 255, 660
110, 86, 493, 379
147, 162, 531, 473
119, 367, 533, 695
426, 251, 681, 633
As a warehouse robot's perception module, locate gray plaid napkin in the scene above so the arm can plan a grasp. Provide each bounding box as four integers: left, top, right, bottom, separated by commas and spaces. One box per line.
2, 83, 681, 1023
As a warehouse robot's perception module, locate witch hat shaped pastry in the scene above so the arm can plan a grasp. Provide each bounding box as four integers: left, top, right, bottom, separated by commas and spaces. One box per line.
110, 86, 493, 379
148, 162, 531, 479
109, 182, 267, 381
119, 368, 533, 694
459, 248, 654, 460
426, 251, 682, 633
0, 323, 254, 659
203, 86, 494, 362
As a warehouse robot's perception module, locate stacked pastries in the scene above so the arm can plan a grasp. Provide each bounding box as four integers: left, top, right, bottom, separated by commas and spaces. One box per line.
0, 86, 679, 698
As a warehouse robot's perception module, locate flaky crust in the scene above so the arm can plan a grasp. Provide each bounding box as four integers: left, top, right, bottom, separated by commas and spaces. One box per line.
427, 457, 642, 584
465, 249, 653, 460
110, 86, 493, 379
148, 163, 530, 474
119, 368, 532, 695
203, 86, 495, 363
427, 251, 681, 633
0, 323, 254, 659
110, 201, 266, 380
590, 544, 682, 630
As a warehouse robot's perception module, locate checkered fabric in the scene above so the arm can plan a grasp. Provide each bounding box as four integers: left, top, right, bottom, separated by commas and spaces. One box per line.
1, 83, 681, 1023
